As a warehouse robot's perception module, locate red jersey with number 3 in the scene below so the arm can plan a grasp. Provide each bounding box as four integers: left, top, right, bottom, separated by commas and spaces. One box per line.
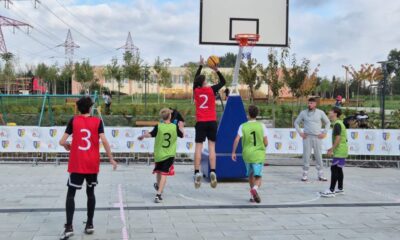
194, 87, 216, 122
68, 116, 101, 174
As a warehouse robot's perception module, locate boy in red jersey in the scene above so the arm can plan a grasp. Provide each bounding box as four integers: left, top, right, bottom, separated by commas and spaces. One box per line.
193, 56, 226, 189
59, 96, 117, 240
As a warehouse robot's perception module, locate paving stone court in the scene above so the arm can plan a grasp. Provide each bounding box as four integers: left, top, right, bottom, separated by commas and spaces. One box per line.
0, 164, 399, 240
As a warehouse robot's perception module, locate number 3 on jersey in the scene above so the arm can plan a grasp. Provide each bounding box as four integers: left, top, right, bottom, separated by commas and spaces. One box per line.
79, 129, 91, 151
199, 94, 209, 109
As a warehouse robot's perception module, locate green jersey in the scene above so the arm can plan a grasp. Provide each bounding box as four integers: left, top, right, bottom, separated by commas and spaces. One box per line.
240, 121, 267, 164
332, 120, 348, 158
153, 123, 178, 162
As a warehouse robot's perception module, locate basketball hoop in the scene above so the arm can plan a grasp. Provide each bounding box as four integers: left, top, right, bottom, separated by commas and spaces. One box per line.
230, 34, 260, 95
235, 34, 260, 60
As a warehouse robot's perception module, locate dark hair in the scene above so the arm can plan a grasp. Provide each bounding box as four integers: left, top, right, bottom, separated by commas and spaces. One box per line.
76, 96, 94, 114
308, 97, 317, 102
331, 107, 342, 117
248, 105, 259, 119
193, 75, 206, 89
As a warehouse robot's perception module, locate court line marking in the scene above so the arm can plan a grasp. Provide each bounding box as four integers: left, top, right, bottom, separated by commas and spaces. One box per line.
179, 193, 225, 205
348, 183, 400, 203
280, 192, 321, 205
113, 184, 129, 240
1, 202, 400, 213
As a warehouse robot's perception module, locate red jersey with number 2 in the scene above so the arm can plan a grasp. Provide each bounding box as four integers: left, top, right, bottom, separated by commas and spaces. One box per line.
68, 116, 101, 174
194, 87, 216, 122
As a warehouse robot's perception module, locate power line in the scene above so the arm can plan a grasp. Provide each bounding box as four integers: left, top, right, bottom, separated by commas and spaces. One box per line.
53, 0, 111, 41
39, 1, 111, 51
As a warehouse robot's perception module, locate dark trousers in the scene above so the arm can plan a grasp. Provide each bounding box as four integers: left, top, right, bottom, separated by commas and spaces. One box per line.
330, 165, 344, 192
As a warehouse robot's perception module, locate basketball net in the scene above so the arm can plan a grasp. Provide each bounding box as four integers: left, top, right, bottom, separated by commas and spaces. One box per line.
231, 34, 259, 95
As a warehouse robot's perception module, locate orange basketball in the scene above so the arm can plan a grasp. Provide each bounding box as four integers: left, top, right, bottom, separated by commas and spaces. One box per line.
207, 55, 220, 68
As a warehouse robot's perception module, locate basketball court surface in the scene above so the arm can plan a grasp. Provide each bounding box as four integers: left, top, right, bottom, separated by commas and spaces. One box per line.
0, 164, 398, 240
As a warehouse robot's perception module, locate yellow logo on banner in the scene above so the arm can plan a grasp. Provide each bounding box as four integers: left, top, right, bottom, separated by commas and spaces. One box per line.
382, 133, 390, 141
33, 141, 41, 149
1, 140, 10, 149
367, 144, 375, 152
49, 129, 57, 138
18, 129, 26, 137
275, 142, 283, 150
351, 132, 359, 140
186, 142, 193, 150
126, 141, 135, 149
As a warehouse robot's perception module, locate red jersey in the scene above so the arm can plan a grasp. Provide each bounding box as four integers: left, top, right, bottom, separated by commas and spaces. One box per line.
67, 116, 102, 174
194, 87, 216, 122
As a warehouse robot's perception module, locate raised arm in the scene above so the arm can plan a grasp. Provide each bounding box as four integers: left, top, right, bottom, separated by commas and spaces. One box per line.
211, 68, 226, 94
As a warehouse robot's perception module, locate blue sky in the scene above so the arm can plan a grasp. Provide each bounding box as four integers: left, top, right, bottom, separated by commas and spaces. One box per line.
2, 0, 400, 78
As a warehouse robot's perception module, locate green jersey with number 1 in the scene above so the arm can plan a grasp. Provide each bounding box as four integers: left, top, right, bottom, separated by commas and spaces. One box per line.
154, 123, 178, 162
241, 122, 266, 164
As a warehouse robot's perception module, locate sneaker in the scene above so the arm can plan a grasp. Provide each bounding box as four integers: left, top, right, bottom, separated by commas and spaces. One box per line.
84, 223, 94, 235
249, 198, 256, 203
320, 189, 335, 198
60, 224, 73, 240
155, 194, 163, 203
335, 189, 345, 195
194, 172, 202, 189
318, 176, 328, 181
318, 171, 328, 181
301, 172, 308, 182
153, 183, 159, 191
210, 172, 218, 188
250, 188, 261, 203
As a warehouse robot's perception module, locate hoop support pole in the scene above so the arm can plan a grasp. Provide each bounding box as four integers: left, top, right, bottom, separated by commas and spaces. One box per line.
231, 46, 243, 95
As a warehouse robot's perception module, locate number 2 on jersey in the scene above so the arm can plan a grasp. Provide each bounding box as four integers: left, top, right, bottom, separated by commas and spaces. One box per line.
199, 94, 209, 109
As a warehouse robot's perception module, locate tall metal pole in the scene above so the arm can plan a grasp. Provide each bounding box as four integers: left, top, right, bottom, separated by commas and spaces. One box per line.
380, 63, 388, 129
144, 64, 149, 114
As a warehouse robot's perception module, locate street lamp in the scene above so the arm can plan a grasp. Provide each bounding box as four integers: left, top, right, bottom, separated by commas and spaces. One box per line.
377, 60, 399, 129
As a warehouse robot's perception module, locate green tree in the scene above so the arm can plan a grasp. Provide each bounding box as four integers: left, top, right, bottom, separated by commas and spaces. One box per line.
281, 53, 311, 98
74, 60, 94, 93
59, 63, 73, 94
219, 52, 237, 68
35, 63, 49, 80
343, 64, 382, 107
123, 51, 142, 81
264, 48, 284, 103
105, 58, 122, 102
318, 77, 331, 98
153, 57, 172, 87
387, 49, 400, 94
1, 54, 15, 94
46, 64, 60, 94
183, 62, 198, 92
239, 58, 262, 103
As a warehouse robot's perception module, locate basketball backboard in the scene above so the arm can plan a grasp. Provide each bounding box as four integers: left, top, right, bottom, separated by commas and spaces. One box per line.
199, 0, 289, 47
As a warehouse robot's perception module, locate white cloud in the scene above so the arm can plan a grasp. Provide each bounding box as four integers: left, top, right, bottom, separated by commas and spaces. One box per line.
2, 0, 400, 78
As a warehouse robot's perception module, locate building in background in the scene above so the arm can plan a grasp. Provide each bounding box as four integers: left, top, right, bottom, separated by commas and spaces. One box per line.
71, 66, 292, 99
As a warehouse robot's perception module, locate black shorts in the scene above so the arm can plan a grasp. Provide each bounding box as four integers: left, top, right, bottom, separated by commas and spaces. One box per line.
153, 157, 175, 176
195, 121, 218, 143
67, 173, 98, 189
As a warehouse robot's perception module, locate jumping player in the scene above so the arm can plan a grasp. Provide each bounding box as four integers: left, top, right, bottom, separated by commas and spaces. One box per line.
193, 56, 226, 189
138, 108, 184, 203
320, 107, 348, 198
231, 105, 268, 203
59, 96, 117, 239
